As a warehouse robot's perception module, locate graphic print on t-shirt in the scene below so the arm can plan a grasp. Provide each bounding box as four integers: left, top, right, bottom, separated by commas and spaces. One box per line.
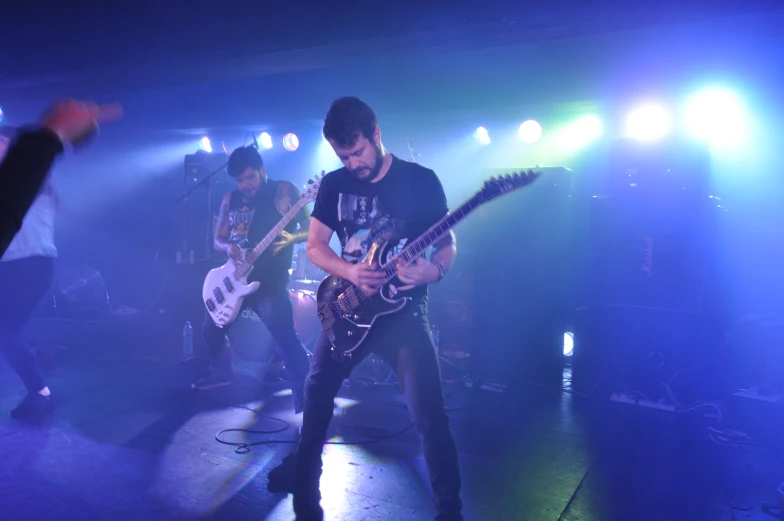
336, 192, 406, 264
228, 204, 255, 248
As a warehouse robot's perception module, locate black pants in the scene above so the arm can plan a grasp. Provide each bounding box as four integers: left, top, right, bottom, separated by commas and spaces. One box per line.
201, 287, 311, 409
0, 256, 53, 394
294, 299, 462, 520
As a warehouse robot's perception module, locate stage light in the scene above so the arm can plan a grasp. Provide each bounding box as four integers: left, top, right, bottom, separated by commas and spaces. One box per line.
0, 106, 4, 123
283, 133, 299, 152
626, 104, 670, 141
519, 120, 542, 143
259, 132, 273, 149
474, 126, 491, 145
684, 88, 749, 148
199, 136, 212, 153
566, 115, 602, 146
564, 332, 574, 357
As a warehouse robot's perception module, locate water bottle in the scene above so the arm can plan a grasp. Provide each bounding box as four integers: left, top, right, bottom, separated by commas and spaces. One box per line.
183, 321, 193, 356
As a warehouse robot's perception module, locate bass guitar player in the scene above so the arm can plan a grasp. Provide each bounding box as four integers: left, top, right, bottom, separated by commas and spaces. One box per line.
194, 145, 311, 415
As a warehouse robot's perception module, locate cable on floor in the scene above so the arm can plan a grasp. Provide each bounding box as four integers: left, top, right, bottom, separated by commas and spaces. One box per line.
215, 405, 464, 454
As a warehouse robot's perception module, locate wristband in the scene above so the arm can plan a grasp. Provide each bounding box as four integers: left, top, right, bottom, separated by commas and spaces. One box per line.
436, 263, 445, 282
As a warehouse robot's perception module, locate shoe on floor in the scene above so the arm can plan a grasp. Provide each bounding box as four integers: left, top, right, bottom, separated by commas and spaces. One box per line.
267, 452, 298, 494
191, 370, 234, 390
11, 393, 54, 420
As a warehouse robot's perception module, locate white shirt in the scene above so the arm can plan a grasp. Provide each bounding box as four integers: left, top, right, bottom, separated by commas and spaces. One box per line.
2, 184, 58, 261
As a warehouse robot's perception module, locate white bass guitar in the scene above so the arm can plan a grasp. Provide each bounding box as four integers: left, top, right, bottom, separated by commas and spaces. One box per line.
203, 175, 322, 327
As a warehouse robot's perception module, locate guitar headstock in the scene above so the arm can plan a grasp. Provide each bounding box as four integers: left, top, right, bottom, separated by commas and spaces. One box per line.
478, 170, 541, 202
300, 172, 324, 203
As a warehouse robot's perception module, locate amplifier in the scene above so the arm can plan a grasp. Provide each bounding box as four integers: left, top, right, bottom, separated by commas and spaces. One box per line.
584, 193, 718, 314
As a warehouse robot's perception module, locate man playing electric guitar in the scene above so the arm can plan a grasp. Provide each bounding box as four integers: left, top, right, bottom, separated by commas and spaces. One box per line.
193, 145, 311, 414
293, 97, 462, 520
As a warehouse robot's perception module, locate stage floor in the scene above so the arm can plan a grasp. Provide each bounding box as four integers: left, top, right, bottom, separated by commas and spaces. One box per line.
0, 320, 781, 521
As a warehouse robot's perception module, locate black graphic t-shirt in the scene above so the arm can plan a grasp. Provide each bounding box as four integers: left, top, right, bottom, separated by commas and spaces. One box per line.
227, 179, 304, 293
311, 155, 449, 299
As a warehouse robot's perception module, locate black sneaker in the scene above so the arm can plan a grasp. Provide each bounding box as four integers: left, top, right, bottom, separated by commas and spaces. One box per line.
191, 370, 234, 390
11, 393, 54, 420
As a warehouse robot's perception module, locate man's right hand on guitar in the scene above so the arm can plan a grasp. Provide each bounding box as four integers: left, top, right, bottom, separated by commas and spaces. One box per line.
346, 262, 386, 296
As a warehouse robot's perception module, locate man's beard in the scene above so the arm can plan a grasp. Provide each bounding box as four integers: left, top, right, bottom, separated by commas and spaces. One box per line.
350, 145, 384, 181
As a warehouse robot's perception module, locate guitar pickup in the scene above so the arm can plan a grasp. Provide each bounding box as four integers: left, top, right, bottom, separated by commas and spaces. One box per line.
205, 298, 216, 311
213, 287, 225, 304
223, 277, 234, 292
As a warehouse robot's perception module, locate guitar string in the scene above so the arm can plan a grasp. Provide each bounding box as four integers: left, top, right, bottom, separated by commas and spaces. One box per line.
230, 183, 320, 280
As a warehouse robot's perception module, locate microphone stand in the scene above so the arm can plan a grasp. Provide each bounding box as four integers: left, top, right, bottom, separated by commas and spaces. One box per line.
176, 154, 229, 264
406, 137, 420, 163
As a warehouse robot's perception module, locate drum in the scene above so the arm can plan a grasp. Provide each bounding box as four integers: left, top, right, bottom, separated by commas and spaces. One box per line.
291, 243, 327, 281
226, 288, 322, 380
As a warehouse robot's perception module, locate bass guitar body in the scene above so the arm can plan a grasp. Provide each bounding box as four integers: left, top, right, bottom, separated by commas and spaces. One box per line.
203, 259, 260, 327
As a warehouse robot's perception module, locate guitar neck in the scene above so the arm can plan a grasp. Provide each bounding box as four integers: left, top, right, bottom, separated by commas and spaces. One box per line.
380, 195, 480, 281
244, 202, 305, 266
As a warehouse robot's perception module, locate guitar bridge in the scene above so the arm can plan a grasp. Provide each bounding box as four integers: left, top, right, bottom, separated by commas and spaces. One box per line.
335, 293, 353, 318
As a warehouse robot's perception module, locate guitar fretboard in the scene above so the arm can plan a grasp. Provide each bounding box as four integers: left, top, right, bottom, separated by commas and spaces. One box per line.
380, 196, 479, 281
235, 195, 313, 278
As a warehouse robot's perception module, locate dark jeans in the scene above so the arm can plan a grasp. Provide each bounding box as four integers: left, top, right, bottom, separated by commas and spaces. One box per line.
294, 299, 462, 520
0, 256, 53, 394
201, 287, 311, 409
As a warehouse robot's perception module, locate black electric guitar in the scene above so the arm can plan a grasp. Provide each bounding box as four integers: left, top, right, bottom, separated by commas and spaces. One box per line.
316, 170, 541, 366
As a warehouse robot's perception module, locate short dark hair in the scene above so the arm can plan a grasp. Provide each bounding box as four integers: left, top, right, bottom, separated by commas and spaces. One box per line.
227, 146, 263, 178
323, 97, 378, 148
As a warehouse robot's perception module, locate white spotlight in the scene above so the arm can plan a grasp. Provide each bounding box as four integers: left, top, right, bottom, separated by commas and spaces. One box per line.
626, 104, 670, 141
518, 120, 542, 143
564, 332, 574, 357
200, 136, 212, 153
684, 88, 749, 149
259, 132, 273, 149
283, 133, 299, 152
474, 126, 491, 145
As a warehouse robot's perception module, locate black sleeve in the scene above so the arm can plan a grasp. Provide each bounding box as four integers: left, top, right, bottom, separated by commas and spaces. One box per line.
310, 171, 338, 231
420, 168, 449, 228
0, 128, 64, 257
